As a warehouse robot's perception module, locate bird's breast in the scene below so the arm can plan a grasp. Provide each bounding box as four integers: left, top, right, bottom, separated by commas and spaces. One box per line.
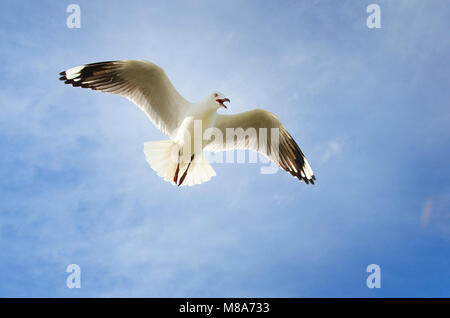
173, 110, 217, 154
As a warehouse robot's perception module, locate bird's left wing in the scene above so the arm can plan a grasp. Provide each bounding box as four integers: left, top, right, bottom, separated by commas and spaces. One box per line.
59, 60, 190, 137
204, 109, 316, 184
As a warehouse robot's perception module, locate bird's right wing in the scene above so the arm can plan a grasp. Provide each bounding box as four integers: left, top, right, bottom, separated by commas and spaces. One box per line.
59, 60, 190, 137
204, 109, 316, 184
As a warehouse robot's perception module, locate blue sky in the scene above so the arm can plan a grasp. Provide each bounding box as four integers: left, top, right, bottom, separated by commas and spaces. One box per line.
0, 0, 449, 297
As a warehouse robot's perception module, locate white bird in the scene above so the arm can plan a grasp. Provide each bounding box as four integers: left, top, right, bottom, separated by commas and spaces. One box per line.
59, 60, 316, 186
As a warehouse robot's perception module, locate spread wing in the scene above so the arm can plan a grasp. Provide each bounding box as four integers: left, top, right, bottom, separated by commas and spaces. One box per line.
59, 60, 190, 137
204, 109, 316, 184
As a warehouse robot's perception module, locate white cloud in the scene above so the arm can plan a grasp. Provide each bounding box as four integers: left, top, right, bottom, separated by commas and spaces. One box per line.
320, 139, 345, 164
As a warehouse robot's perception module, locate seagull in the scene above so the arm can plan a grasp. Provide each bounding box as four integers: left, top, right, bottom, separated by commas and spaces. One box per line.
59, 60, 316, 186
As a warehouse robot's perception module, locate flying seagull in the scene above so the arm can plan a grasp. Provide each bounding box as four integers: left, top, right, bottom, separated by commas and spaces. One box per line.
59, 60, 315, 186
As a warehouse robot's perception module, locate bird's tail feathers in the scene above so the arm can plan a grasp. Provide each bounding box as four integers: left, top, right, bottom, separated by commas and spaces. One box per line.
143, 140, 216, 186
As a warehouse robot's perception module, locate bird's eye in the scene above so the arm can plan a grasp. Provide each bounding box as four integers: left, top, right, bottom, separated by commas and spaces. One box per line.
214, 93, 218, 97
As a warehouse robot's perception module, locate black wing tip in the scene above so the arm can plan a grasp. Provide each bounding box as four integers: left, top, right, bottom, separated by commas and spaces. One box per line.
58, 61, 121, 87
284, 163, 316, 185
59, 71, 68, 82
298, 173, 316, 185
60, 75, 91, 89
59, 71, 71, 84
278, 128, 316, 186
291, 157, 316, 185
302, 166, 316, 185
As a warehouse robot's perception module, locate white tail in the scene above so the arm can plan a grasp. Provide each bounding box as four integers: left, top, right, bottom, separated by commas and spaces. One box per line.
143, 140, 216, 186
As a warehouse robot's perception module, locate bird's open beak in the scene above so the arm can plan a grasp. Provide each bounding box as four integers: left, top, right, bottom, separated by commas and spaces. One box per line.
216, 98, 230, 109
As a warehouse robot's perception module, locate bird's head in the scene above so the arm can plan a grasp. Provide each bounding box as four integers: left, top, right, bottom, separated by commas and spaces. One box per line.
210, 91, 230, 110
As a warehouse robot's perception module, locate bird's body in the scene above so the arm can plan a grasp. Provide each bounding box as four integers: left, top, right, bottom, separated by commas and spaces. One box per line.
60, 60, 316, 186
174, 96, 218, 153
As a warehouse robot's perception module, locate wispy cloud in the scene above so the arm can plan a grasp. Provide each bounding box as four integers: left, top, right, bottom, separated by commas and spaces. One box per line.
320, 139, 345, 164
